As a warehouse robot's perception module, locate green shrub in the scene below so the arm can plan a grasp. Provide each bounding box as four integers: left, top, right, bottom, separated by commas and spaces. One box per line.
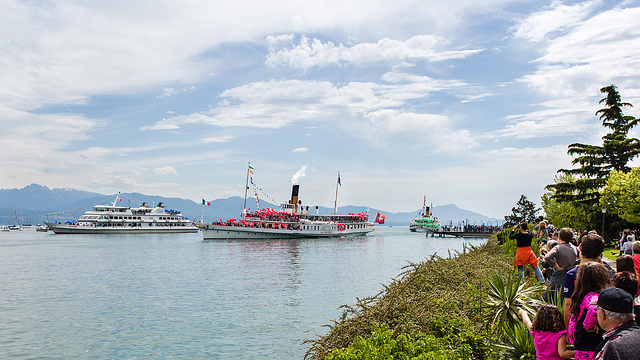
325, 324, 475, 360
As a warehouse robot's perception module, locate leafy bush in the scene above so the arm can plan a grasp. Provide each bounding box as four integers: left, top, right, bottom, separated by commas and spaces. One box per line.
325, 324, 474, 360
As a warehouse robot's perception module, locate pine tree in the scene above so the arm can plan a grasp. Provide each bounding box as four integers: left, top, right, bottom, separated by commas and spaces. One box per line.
504, 195, 540, 225
547, 85, 640, 205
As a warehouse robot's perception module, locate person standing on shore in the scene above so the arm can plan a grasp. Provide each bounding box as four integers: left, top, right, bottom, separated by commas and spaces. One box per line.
568, 262, 612, 360
615, 255, 637, 275
543, 228, 579, 300
509, 222, 544, 284
563, 233, 612, 328
632, 242, 640, 274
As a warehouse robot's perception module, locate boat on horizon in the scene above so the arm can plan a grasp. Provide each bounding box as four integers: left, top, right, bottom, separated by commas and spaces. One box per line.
199, 165, 375, 240
409, 196, 441, 233
45, 193, 199, 234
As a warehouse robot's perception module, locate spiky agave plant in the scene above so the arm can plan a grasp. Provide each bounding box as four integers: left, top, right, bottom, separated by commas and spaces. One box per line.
482, 272, 546, 333
545, 287, 565, 316
494, 321, 536, 360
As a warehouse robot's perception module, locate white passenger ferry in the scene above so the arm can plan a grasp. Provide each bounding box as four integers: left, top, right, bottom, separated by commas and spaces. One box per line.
45, 193, 199, 234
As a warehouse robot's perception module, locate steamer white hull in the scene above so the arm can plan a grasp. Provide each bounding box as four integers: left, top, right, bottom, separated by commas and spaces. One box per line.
200, 223, 374, 240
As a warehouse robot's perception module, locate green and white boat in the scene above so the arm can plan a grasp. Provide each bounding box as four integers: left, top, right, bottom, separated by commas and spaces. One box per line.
409, 197, 441, 233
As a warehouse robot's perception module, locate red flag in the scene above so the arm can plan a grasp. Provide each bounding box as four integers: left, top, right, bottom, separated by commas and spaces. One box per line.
374, 212, 386, 224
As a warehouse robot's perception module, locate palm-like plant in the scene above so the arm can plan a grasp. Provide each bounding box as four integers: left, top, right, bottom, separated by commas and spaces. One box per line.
482, 272, 545, 333
494, 321, 536, 360
546, 287, 565, 318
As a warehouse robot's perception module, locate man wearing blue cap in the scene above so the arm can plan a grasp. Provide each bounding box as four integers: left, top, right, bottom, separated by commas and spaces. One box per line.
593, 287, 640, 359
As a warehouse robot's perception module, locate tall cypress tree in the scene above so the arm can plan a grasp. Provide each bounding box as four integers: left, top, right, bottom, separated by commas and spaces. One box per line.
547, 85, 640, 206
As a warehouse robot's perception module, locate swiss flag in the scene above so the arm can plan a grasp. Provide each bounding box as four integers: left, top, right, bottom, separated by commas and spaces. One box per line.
374, 212, 386, 224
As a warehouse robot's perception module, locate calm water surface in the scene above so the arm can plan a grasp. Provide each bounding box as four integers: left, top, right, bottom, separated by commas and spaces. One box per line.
0, 227, 487, 359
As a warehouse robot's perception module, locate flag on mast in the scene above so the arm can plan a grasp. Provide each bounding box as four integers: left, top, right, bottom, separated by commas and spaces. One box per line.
337, 172, 341, 186
202, 199, 210, 206
374, 212, 386, 224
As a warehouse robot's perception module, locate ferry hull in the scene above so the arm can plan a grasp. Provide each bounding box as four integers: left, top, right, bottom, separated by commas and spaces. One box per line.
45, 223, 199, 235
200, 224, 374, 240
409, 225, 439, 233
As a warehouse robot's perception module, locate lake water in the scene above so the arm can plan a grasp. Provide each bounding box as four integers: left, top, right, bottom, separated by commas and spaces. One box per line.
0, 227, 488, 359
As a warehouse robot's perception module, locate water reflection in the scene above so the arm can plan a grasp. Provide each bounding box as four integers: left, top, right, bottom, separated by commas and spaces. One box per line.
1, 228, 487, 359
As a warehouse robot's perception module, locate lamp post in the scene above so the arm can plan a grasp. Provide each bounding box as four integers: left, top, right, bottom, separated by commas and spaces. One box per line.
601, 206, 607, 237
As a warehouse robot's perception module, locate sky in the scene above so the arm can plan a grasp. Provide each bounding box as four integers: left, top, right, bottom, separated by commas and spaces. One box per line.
2, 0, 640, 219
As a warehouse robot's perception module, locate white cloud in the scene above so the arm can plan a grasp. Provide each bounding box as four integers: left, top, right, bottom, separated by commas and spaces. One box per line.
157, 86, 196, 98
512, 1, 599, 42
507, 4, 640, 146
142, 73, 482, 148
0, 107, 102, 177
0, 0, 501, 112
515, 6, 640, 103
203, 135, 234, 143
357, 110, 478, 152
153, 165, 178, 175
292, 147, 309, 152
266, 34, 295, 45
486, 105, 596, 140
266, 35, 484, 69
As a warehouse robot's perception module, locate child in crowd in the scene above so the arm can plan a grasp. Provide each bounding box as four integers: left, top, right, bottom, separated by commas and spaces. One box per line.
519, 305, 575, 360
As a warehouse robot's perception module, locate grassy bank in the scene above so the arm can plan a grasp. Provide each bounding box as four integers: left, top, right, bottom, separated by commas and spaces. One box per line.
305, 236, 515, 359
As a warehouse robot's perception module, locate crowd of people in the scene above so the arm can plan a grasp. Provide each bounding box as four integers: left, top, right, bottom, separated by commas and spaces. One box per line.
509, 220, 640, 359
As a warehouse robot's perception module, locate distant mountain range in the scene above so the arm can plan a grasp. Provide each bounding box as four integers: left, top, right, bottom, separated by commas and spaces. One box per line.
0, 184, 502, 226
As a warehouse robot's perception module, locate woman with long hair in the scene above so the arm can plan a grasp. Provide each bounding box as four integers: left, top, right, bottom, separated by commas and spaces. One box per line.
568, 262, 612, 360
616, 254, 636, 274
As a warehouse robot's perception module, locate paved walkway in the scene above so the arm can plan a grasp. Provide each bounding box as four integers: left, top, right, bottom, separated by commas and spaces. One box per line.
602, 256, 616, 271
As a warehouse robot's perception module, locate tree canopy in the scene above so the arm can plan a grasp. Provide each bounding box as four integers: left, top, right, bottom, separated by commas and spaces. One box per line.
543, 85, 639, 233
600, 168, 640, 224
547, 85, 640, 206
504, 195, 539, 225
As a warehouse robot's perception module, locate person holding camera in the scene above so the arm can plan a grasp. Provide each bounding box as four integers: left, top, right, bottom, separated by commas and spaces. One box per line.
510, 222, 545, 284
